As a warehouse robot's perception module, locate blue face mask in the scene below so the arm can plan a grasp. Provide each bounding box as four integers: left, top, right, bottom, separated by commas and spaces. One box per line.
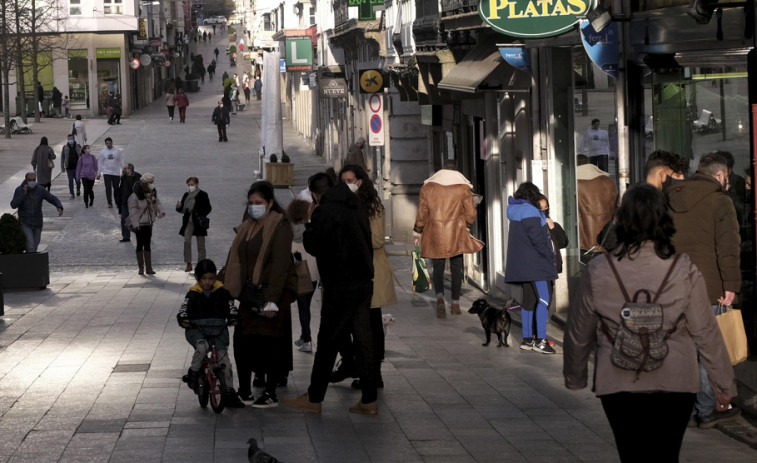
27, 181, 37, 189
248, 204, 267, 220
68, 140, 74, 145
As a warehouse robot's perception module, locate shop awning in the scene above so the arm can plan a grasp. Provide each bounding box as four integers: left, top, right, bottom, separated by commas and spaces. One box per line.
438, 37, 532, 94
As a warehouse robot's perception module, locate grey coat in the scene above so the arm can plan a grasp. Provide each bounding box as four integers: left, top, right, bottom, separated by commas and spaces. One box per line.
31, 145, 56, 185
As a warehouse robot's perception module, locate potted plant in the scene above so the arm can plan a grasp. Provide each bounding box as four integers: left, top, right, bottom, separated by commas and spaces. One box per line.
0, 213, 49, 290
265, 152, 294, 186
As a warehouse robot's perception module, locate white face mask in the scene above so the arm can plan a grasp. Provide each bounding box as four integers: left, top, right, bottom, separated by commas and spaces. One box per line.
188, 185, 197, 193
148, 183, 155, 190
248, 204, 267, 220
347, 183, 359, 193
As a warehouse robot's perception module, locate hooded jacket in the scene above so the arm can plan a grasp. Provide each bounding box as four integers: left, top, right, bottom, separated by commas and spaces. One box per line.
414, 169, 484, 259
576, 163, 617, 250
504, 197, 558, 283
666, 173, 741, 304
177, 280, 236, 322
304, 183, 373, 287
10, 181, 63, 228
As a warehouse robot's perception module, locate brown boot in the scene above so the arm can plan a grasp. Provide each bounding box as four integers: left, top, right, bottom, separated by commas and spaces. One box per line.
436, 298, 446, 318
450, 302, 461, 315
185, 263, 192, 272
144, 251, 156, 275
136, 251, 144, 275
349, 400, 378, 415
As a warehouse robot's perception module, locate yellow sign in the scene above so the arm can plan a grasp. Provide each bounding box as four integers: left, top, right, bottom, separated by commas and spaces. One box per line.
360, 69, 383, 93
138, 18, 148, 40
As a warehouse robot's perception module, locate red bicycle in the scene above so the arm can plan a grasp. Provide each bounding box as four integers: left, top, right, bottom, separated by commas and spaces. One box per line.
191, 321, 228, 413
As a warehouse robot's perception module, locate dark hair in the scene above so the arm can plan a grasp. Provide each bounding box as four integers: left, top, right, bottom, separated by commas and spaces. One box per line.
339, 164, 383, 218
613, 184, 675, 261
513, 182, 542, 209
591, 118, 600, 124
248, 181, 284, 213
308, 172, 334, 197
646, 150, 689, 176
81, 144, 90, 153
40, 136, 48, 145
75, 115, 82, 120
697, 152, 728, 177
286, 199, 311, 224
713, 150, 734, 170
186, 176, 199, 185
194, 258, 217, 277
324, 168, 337, 185
105, 137, 112, 143
577, 154, 589, 166
442, 159, 458, 171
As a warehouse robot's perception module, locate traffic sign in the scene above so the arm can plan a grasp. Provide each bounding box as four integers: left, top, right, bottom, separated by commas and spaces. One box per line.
360, 69, 384, 93
368, 94, 384, 146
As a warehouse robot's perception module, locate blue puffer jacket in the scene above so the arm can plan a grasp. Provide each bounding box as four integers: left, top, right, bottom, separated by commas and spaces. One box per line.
10, 182, 64, 228
504, 197, 558, 283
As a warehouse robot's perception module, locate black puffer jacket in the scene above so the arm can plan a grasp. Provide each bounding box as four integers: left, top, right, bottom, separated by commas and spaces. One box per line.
304, 183, 373, 287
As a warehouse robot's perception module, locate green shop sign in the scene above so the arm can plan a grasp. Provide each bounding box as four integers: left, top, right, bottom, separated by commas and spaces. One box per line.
479, 0, 595, 38
96, 48, 121, 59
284, 38, 313, 71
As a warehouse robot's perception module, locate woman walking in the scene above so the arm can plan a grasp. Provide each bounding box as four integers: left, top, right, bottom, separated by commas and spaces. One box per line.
286, 199, 319, 353
564, 184, 736, 462
176, 177, 212, 272
505, 182, 557, 354
165, 89, 177, 122
127, 173, 166, 275
75, 145, 97, 208
176, 89, 189, 123
222, 181, 297, 408
31, 137, 56, 191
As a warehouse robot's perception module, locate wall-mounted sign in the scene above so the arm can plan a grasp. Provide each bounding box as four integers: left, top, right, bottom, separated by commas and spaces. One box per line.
319, 77, 348, 98
479, 0, 596, 38
579, 20, 618, 78
139, 54, 152, 67
359, 69, 384, 93
368, 94, 384, 146
138, 19, 148, 40
284, 38, 313, 72
499, 47, 531, 72
96, 48, 121, 59
130, 58, 141, 70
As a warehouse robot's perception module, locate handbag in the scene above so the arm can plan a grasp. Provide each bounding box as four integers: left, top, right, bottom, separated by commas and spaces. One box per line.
715, 304, 748, 365
195, 215, 210, 230
48, 157, 55, 169
238, 280, 266, 315
412, 245, 431, 293
293, 255, 314, 295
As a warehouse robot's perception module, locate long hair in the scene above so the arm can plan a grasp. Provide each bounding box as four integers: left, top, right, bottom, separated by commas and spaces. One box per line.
339, 164, 383, 218
613, 184, 676, 260
513, 182, 542, 209
247, 181, 285, 214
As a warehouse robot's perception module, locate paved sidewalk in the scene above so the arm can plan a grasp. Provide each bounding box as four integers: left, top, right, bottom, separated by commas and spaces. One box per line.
0, 32, 755, 462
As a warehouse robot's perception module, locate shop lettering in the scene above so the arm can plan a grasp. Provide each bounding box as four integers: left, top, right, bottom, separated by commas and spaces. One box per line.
485, 0, 588, 20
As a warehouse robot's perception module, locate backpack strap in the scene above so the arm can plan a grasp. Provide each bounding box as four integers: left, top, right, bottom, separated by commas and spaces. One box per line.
604, 254, 631, 302
652, 254, 681, 303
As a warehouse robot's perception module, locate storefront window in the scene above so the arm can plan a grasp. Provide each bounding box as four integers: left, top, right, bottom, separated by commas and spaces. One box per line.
69, 0, 81, 16
96, 48, 121, 115
68, 49, 89, 109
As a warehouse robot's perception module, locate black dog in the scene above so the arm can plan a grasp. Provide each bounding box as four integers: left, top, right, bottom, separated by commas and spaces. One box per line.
468, 298, 512, 347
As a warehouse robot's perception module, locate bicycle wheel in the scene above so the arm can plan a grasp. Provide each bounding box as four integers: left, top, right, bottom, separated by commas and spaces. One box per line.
209, 368, 226, 413
197, 373, 210, 408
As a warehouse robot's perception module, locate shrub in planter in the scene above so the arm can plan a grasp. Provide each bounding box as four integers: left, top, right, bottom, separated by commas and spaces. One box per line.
269, 154, 278, 163
0, 213, 26, 255
281, 152, 291, 163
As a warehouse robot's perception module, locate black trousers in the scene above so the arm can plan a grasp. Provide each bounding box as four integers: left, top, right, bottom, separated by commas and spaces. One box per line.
216, 124, 227, 141
600, 392, 696, 463
81, 178, 95, 205
431, 254, 463, 300
135, 225, 152, 252
308, 281, 377, 404
336, 307, 385, 371
103, 174, 120, 207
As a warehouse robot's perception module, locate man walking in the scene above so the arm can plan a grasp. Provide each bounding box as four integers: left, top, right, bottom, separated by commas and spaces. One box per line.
667, 151, 741, 429
254, 76, 262, 100
414, 160, 483, 318
97, 137, 125, 208
61, 134, 81, 199
10, 172, 64, 253
212, 101, 230, 142
283, 173, 379, 415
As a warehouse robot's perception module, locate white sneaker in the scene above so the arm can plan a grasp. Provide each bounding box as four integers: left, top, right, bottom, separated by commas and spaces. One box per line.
298, 342, 313, 352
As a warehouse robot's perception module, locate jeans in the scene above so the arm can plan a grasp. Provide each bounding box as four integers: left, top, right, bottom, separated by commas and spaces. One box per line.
694, 304, 724, 418
103, 174, 120, 207
431, 255, 463, 300
521, 280, 550, 339
589, 154, 609, 172
183, 220, 206, 263
81, 178, 95, 206
296, 281, 317, 342
66, 169, 80, 197
120, 206, 131, 240
21, 223, 42, 253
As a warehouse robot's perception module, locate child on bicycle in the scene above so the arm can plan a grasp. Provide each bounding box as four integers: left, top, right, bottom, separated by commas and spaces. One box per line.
178, 258, 245, 408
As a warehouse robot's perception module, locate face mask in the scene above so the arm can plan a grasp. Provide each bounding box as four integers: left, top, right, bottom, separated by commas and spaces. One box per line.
27, 181, 37, 189
188, 186, 197, 192
85, 149, 91, 154
148, 183, 155, 191
292, 223, 306, 241
347, 183, 359, 193
248, 204, 267, 220
661, 175, 683, 191
68, 140, 74, 145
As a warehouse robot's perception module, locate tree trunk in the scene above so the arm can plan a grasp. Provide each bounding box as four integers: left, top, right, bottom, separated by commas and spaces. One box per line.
31, 0, 39, 122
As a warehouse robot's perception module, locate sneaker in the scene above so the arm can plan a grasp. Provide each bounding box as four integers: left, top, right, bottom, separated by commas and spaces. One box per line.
532, 338, 556, 354
119, 239, 130, 243
252, 392, 279, 408
436, 299, 447, 319
330, 361, 358, 383
298, 342, 313, 352
520, 338, 535, 350
294, 337, 305, 348
698, 406, 741, 429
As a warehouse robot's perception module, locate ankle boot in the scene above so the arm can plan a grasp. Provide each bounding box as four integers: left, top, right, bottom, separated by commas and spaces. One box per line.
136, 251, 144, 275
144, 251, 156, 274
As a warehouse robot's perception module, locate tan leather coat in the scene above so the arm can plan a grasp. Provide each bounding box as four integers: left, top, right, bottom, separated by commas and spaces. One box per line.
414, 178, 483, 259
370, 211, 397, 308
577, 165, 617, 250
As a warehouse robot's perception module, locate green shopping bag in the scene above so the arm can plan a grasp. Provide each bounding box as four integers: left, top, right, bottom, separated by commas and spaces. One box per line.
412, 245, 431, 293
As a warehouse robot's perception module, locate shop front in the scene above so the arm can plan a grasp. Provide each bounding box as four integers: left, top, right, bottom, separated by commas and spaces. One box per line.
96, 47, 122, 115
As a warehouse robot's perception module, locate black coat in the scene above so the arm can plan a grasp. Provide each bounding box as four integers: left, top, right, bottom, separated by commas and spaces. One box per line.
212, 106, 230, 126
177, 190, 212, 237
549, 222, 569, 274
120, 172, 142, 209
303, 183, 373, 287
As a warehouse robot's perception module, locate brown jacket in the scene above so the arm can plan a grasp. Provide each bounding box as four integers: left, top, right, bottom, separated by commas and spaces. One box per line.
564, 244, 736, 398
370, 211, 397, 308
577, 164, 617, 251
666, 174, 741, 304
414, 170, 484, 259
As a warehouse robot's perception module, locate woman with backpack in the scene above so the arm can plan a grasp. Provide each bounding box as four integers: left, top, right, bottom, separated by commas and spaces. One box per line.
564, 184, 735, 463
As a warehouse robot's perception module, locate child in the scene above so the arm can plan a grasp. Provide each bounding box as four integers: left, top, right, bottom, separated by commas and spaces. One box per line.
63, 96, 71, 118
178, 258, 245, 408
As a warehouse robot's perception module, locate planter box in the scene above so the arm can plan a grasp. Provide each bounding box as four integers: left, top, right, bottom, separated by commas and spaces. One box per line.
0, 252, 49, 290
265, 163, 294, 186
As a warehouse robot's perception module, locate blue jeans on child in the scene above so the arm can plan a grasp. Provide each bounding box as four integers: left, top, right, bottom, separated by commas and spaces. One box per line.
521, 280, 550, 339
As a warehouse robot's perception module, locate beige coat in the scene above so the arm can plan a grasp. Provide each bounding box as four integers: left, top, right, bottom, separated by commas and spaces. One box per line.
414, 170, 484, 258
165, 92, 176, 106
564, 243, 736, 398
370, 211, 396, 308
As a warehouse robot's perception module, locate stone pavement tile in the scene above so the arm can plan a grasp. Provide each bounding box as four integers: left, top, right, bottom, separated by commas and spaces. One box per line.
135, 386, 178, 404
125, 420, 172, 429
59, 432, 119, 463
212, 447, 252, 462
109, 436, 165, 463
121, 427, 169, 438
127, 408, 175, 422
77, 418, 127, 433
15, 429, 73, 457
214, 426, 262, 448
